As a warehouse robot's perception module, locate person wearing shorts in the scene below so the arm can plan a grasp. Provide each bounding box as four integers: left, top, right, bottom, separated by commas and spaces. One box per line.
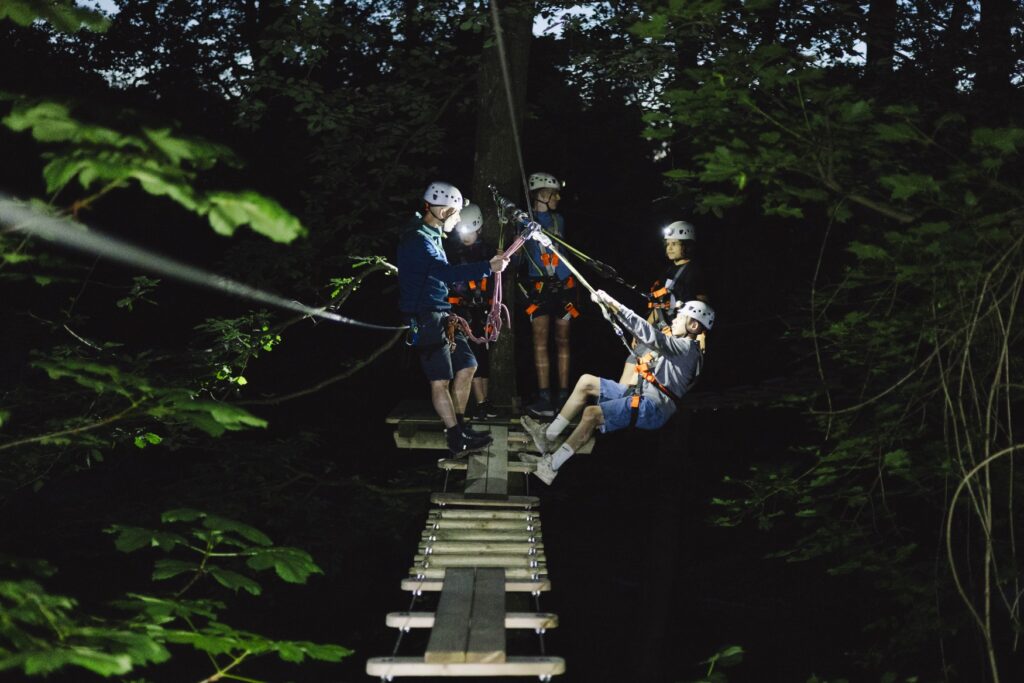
519, 293, 715, 485
397, 182, 509, 455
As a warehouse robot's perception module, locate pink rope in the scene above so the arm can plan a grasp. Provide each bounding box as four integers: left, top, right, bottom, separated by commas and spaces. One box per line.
453, 233, 529, 347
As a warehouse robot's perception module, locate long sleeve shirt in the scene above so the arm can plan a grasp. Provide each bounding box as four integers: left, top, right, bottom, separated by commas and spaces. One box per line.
615, 306, 702, 417
397, 218, 491, 314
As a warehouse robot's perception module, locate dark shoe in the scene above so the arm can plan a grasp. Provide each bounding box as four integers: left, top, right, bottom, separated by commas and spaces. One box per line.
446, 427, 467, 456
526, 394, 555, 418
463, 430, 493, 450
463, 423, 491, 439
471, 400, 498, 419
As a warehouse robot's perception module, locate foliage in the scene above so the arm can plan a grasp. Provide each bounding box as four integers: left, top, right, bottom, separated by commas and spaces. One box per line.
0, 512, 349, 680
0, 0, 110, 33
622, 1, 1024, 680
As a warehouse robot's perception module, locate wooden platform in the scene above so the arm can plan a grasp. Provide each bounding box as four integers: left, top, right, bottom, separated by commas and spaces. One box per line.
366, 656, 565, 677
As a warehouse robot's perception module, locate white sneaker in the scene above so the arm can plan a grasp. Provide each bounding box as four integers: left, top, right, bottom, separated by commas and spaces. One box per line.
533, 454, 558, 485
518, 453, 541, 466
520, 415, 551, 454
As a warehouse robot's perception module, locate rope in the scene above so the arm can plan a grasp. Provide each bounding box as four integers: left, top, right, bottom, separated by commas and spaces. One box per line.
0, 196, 408, 332
488, 0, 534, 217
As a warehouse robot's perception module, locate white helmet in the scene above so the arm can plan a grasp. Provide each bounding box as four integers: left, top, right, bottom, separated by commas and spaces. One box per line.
423, 182, 464, 209
455, 203, 483, 234
528, 172, 560, 191
679, 300, 714, 330
663, 221, 696, 241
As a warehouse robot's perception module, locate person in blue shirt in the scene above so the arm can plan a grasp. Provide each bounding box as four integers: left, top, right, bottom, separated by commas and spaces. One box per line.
521, 172, 576, 418
397, 182, 509, 455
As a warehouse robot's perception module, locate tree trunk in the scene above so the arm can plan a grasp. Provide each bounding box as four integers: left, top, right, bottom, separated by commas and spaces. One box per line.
976, 0, 1014, 108
865, 0, 897, 86
471, 0, 533, 409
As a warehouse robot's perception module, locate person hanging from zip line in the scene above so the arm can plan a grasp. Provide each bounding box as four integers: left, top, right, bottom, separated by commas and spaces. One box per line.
520, 291, 715, 485
521, 172, 577, 418
618, 220, 709, 385
447, 203, 498, 421
398, 182, 510, 456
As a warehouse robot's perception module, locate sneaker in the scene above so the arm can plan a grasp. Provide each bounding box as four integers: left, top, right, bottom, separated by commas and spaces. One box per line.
533, 454, 558, 485
518, 453, 542, 466
520, 415, 552, 454
463, 430, 493, 451
462, 423, 491, 439
445, 427, 468, 456
526, 394, 555, 418
471, 400, 498, 419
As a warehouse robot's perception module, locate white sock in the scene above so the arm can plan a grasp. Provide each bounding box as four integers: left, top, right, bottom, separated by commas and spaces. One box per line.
546, 416, 569, 440
550, 444, 574, 470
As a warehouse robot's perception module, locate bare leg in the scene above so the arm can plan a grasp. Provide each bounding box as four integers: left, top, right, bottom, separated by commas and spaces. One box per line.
452, 366, 476, 414
556, 373, 601, 422
618, 361, 636, 385
531, 315, 551, 390
472, 377, 488, 403
564, 404, 604, 452
430, 379, 458, 428
554, 317, 571, 389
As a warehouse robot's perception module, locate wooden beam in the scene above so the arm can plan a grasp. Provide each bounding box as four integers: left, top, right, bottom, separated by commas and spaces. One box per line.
366, 656, 565, 677
424, 519, 540, 531
401, 577, 550, 592
438, 458, 532, 473
418, 541, 544, 554
414, 555, 546, 568
466, 568, 506, 663
431, 492, 539, 508
428, 509, 539, 520
465, 425, 508, 497
421, 529, 542, 542
409, 567, 546, 580
424, 568, 475, 663
386, 611, 559, 630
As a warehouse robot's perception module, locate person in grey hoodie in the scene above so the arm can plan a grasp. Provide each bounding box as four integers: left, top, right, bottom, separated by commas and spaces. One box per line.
520, 291, 714, 484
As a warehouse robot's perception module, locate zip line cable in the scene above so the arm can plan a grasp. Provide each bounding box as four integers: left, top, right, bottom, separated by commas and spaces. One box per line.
0, 196, 409, 332
489, 0, 534, 217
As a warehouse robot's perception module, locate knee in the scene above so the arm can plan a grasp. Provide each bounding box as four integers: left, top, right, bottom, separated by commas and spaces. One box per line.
455, 366, 476, 380
578, 374, 600, 393
582, 405, 603, 423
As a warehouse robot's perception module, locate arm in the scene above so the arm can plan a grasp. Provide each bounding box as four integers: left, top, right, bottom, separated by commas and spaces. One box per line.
593, 289, 691, 356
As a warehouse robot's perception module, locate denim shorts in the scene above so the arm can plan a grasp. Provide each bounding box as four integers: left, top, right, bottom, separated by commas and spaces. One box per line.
418, 333, 478, 381
597, 378, 670, 433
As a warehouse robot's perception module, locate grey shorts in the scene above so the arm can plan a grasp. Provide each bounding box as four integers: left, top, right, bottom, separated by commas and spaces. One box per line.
418, 334, 477, 381
597, 378, 670, 433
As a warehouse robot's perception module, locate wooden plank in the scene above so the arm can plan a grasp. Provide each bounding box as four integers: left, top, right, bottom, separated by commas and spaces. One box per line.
465, 425, 508, 497
366, 655, 565, 677
414, 555, 545, 568
438, 458, 532, 473
428, 509, 539, 520
424, 568, 475, 663
431, 492, 539, 508
394, 426, 594, 453
421, 529, 542, 542
423, 519, 540, 530
467, 568, 506, 663
401, 577, 550, 593
409, 567, 546, 580
419, 541, 543, 553
386, 611, 559, 630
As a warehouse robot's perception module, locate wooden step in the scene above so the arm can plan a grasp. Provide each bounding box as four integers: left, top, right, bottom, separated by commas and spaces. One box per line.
386, 611, 559, 630
424, 568, 505, 664
419, 541, 543, 554
424, 519, 540, 531
431, 492, 539, 508
409, 567, 546, 580
421, 529, 542, 542
428, 509, 540, 520
402, 577, 550, 593
438, 458, 532, 473
367, 655, 565, 677
414, 555, 546, 568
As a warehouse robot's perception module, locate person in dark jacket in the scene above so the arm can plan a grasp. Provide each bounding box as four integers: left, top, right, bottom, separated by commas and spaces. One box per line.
448, 203, 498, 420
397, 182, 509, 455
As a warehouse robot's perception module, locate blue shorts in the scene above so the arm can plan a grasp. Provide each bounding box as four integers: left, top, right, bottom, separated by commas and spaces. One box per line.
597, 378, 670, 433
418, 333, 477, 381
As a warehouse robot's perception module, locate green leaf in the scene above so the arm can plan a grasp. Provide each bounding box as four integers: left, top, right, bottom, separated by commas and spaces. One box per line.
202, 515, 273, 547
205, 191, 307, 243
883, 449, 910, 469
160, 508, 205, 524
879, 174, 940, 200
0, 0, 110, 32
207, 567, 262, 595
152, 559, 199, 581
847, 242, 890, 261
971, 127, 1024, 155
246, 547, 323, 584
